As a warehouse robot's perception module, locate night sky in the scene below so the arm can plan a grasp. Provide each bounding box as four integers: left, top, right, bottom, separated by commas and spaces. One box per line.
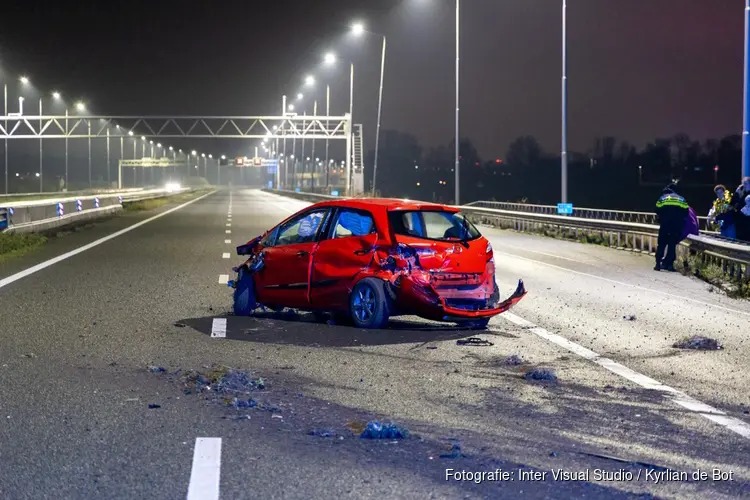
0, 0, 744, 160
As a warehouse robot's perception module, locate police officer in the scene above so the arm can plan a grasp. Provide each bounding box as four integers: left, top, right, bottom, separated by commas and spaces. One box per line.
654, 183, 688, 272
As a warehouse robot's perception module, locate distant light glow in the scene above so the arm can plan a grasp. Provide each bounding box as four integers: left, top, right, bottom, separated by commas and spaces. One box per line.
305, 75, 315, 86
20, 76, 29, 84
324, 52, 336, 65
76, 102, 86, 112
296, 93, 303, 101
352, 22, 365, 35
52, 91, 61, 100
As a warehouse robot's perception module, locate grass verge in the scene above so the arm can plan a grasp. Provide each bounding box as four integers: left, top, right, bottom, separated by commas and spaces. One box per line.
0, 232, 48, 262
123, 189, 211, 212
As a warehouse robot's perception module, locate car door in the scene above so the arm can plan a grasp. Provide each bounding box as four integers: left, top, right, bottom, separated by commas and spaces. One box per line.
254, 207, 330, 309
310, 207, 379, 309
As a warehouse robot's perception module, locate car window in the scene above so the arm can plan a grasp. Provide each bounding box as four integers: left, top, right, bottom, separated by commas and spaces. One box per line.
275, 209, 328, 246
388, 210, 481, 242
331, 209, 375, 239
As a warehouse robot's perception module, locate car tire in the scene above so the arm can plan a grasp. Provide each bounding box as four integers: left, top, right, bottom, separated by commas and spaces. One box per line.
233, 266, 257, 316
349, 278, 390, 329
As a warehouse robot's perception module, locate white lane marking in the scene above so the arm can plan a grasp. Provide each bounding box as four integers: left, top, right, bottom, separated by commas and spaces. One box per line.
501, 312, 750, 439
218, 274, 229, 284
210, 318, 227, 338
186, 437, 222, 500
496, 251, 750, 318
0, 191, 216, 291
225, 230, 231, 234
222, 253, 230, 259
224, 239, 231, 244
226, 223, 231, 227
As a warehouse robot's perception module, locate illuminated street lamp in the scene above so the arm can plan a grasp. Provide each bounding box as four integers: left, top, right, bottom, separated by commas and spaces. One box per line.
324, 52, 336, 65
296, 93, 303, 101
76, 102, 86, 112
351, 22, 364, 35
19, 76, 29, 85
52, 91, 61, 100
304, 75, 315, 86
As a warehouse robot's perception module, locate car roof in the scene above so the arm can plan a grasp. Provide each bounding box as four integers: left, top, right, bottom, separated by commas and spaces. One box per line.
312, 197, 459, 212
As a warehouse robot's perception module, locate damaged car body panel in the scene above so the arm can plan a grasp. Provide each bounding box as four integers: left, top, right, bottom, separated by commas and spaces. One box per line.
231, 198, 527, 328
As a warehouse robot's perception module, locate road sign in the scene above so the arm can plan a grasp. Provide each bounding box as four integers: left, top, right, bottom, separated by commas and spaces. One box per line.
254, 157, 262, 166
236, 157, 244, 166
557, 203, 573, 215
261, 159, 278, 167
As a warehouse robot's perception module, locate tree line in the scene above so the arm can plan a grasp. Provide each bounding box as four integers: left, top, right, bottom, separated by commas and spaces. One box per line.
365, 130, 745, 214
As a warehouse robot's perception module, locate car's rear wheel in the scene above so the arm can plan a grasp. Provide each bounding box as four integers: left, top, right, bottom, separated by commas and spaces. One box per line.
233, 267, 257, 316
349, 278, 389, 329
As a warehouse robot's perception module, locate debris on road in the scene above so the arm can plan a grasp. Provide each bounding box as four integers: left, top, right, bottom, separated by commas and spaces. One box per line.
360, 421, 409, 439
524, 368, 558, 382
309, 429, 337, 438
623, 314, 637, 321
148, 404, 161, 409
673, 336, 723, 351
456, 337, 494, 347
440, 443, 465, 459
215, 370, 265, 394
504, 354, 525, 366
149, 366, 166, 373
173, 322, 186, 328
229, 397, 258, 409
21, 353, 37, 358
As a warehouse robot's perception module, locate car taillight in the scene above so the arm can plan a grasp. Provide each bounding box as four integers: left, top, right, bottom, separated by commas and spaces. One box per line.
486, 241, 492, 254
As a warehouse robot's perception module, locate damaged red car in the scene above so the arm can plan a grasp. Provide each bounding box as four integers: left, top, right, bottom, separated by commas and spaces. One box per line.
229, 198, 526, 329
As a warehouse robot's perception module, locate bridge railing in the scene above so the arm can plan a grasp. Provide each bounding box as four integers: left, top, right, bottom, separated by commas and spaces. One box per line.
263, 189, 750, 284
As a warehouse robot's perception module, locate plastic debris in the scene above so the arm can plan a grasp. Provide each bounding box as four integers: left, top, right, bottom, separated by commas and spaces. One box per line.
524, 368, 558, 382
504, 354, 524, 366
440, 443, 464, 459
456, 337, 494, 347
623, 314, 637, 321
21, 353, 37, 359
215, 370, 265, 395
173, 322, 187, 328
230, 397, 258, 409
360, 421, 409, 439
148, 404, 161, 409
149, 366, 166, 373
309, 429, 337, 438
550, 452, 558, 457
673, 336, 723, 350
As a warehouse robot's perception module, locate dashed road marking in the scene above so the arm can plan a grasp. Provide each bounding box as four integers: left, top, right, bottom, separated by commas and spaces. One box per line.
225, 230, 231, 234
218, 274, 229, 284
224, 239, 231, 244
0, 191, 216, 291
222, 253, 230, 259
186, 437, 222, 500
226, 223, 231, 227
210, 318, 227, 338
500, 312, 750, 439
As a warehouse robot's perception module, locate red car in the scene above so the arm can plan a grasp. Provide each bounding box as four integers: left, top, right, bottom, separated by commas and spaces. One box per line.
229, 198, 526, 329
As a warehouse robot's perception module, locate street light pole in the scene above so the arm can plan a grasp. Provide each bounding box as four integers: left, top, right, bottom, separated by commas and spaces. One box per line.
325, 84, 330, 192
65, 108, 69, 190
743, 0, 750, 178
3, 83, 7, 194
39, 98, 43, 192
106, 127, 111, 188
346, 62, 354, 197
311, 100, 317, 189
561, 0, 569, 203
119, 135, 124, 190
88, 119, 92, 188
454, 0, 460, 205
372, 34, 387, 195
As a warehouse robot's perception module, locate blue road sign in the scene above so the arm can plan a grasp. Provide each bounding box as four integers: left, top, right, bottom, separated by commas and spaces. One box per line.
330, 190, 340, 196
557, 203, 573, 215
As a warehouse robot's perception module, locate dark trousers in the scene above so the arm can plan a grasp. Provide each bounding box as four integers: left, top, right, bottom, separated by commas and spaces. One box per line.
656, 226, 681, 268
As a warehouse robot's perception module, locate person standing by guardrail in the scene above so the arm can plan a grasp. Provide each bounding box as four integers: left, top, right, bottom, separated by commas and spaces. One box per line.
654, 183, 689, 272
730, 177, 750, 214
707, 184, 736, 238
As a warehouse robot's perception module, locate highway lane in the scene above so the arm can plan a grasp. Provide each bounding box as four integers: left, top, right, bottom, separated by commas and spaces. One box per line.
0, 188, 747, 499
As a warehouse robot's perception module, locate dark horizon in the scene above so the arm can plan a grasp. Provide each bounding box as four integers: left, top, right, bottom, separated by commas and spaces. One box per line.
0, 0, 745, 161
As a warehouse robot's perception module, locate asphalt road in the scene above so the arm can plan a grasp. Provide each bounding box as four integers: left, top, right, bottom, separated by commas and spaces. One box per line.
1, 188, 749, 499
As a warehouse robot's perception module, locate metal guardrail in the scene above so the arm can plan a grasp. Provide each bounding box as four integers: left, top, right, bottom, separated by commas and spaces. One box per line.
0, 187, 194, 234
465, 200, 719, 232
263, 189, 750, 282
